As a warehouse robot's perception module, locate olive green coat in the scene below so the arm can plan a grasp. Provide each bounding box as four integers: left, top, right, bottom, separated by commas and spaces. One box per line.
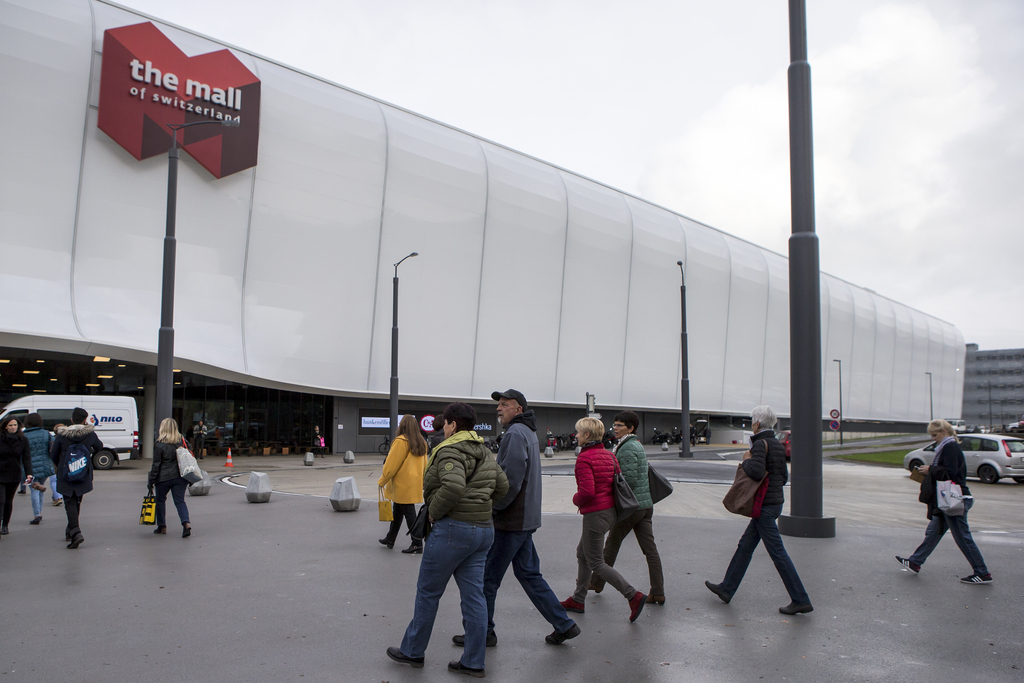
424, 432, 509, 526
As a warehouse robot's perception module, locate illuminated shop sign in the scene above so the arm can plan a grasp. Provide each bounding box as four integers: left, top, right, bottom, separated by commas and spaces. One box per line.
97, 22, 260, 179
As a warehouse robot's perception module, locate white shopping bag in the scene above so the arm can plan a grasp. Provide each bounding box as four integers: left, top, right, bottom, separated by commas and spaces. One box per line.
936, 479, 965, 516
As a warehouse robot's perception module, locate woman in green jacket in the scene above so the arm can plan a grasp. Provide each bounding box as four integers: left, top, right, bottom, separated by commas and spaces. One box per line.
591, 410, 665, 604
387, 402, 509, 678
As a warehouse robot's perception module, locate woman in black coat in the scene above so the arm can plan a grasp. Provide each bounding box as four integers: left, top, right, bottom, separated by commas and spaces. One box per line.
896, 419, 992, 584
705, 405, 813, 615
0, 416, 33, 536
148, 418, 192, 538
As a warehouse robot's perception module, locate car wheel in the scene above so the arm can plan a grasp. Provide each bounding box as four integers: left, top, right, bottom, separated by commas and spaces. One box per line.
977, 465, 999, 485
93, 450, 115, 470
907, 459, 924, 472
1013, 477, 1024, 484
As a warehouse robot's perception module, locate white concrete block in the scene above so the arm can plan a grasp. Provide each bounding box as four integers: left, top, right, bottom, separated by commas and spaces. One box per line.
330, 476, 361, 511
246, 471, 272, 503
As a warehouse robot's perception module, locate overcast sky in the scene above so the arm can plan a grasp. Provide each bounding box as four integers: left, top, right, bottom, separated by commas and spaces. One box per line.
113, 0, 1024, 351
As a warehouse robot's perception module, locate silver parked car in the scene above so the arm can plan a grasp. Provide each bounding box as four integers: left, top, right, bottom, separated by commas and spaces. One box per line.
904, 434, 1024, 484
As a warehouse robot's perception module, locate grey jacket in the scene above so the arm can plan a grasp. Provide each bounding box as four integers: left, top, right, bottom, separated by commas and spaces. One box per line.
492, 411, 543, 532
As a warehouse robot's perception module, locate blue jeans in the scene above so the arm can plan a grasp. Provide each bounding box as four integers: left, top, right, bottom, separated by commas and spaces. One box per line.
484, 530, 575, 635
400, 518, 494, 669
720, 504, 810, 604
155, 478, 190, 527
30, 486, 44, 517
909, 498, 989, 575
50, 475, 62, 502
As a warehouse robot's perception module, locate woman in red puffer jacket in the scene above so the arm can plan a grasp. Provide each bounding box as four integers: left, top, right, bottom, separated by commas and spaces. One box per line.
560, 417, 646, 623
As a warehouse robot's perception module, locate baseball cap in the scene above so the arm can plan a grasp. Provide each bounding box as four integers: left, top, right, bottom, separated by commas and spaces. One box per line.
491, 389, 527, 410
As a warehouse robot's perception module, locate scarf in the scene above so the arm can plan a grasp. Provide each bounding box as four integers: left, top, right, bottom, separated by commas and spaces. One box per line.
930, 436, 957, 467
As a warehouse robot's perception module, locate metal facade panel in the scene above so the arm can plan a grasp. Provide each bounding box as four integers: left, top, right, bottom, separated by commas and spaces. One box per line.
472, 144, 566, 402
243, 60, 386, 389
620, 198, 685, 409
848, 286, 877, 418
367, 106, 487, 398
760, 252, 790, 413
0, 0, 92, 340
721, 236, 770, 414
870, 296, 897, 419
908, 309, 932, 422
823, 276, 854, 419
890, 304, 915, 420
554, 173, 632, 405
680, 220, 730, 411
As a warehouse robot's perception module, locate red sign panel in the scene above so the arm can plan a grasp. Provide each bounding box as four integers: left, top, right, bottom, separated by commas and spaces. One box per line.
97, 22, 260, 179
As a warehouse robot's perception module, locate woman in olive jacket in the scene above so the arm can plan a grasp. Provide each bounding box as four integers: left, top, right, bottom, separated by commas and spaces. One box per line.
0, 416, 32, 536
705, 405, 812, 615
148, 418, 192, 538
387, 402, 508, 678
378, 414, 428, 552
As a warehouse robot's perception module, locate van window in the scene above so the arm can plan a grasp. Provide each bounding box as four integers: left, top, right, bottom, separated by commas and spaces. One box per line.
38, 409, 74, 431
2, 409, 28, 425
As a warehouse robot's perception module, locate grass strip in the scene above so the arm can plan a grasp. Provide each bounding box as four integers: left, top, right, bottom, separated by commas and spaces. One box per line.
832, 449, 914, 467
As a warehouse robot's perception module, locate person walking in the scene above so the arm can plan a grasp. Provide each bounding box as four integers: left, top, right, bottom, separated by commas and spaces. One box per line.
561, 417, 647, 623
49, 424, 65, 508
452, 389, 579, 648
378, 413, 428, 553
591, 410, 665, 605
49, 407, 103, 549
191, 420, 206, 460
149, 418, 193, 538
386, 402, 509, 678
23, 413, 55, 526
895, 419, 992, 584
0, 416, 33, 537
705, 405, 813, 615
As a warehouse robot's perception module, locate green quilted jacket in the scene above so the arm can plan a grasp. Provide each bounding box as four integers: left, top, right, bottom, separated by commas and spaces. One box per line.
614, 434, 653, 509
424, 432, 509, 526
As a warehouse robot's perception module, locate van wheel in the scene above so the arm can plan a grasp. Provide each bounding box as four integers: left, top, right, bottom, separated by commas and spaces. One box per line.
93, 450, 115, 470
977, 465, 999, 485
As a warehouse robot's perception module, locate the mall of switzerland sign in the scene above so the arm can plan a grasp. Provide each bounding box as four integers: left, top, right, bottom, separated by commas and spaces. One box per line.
97, 22, 260, 179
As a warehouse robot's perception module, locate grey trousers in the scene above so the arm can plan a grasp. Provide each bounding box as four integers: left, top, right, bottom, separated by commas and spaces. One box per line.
594, 507, 664, 595
573, 508, 636, 602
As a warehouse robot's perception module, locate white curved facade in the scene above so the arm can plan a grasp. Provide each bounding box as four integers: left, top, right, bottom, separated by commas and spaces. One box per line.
0, 0, 965, 422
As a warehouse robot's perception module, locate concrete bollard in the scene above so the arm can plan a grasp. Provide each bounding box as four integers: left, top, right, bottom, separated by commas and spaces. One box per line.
330, 476, 361, 511
188, 470, 212, 496
544, 446, 554, 458
304, 452, 314, 466
245, 471, 272, 503
661, 442, 669, 451
343, 450, 355, 464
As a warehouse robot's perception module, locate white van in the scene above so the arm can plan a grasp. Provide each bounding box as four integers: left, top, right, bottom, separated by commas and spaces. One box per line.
946, 419, 967, 433
0, 395, 140, 469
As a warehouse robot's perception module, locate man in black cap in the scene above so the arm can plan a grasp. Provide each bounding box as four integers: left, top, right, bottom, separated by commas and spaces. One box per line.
454, 389, 580, 647
49, 407, 103, 549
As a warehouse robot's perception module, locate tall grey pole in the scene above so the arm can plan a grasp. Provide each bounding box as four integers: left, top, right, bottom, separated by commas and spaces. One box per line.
834, 359, 843, 447
925, 371, 934, 421
779, 0, 835, 538
155, 133, 180, 428
677, 261, 691, 458
389, 252, 418, 442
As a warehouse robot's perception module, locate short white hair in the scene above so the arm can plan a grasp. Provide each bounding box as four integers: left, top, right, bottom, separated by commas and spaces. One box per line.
751, 405, 777, 429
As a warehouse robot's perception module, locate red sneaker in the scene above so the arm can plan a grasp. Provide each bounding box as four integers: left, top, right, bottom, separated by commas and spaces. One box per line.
628, 591, 646, 622
560, 597, 585, 614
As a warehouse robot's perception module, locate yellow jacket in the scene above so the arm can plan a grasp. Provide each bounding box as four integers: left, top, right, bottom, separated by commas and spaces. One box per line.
377, 435, 427, 504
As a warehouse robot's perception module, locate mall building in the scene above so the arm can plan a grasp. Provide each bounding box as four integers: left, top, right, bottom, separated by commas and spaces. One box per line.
0, 0, 965, 456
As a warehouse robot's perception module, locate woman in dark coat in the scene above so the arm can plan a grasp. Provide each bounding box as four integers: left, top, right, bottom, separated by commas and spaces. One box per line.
705, 405, 813, 615
0, 416, 33, 536
149, 418, 192, 538
896, 419, 991, 584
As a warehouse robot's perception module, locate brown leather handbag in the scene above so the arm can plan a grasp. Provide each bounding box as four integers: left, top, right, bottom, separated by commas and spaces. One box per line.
722, 463, 769, 519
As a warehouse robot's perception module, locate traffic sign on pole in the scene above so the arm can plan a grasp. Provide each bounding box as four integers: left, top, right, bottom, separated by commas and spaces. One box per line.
830, 409, 840, 419
829, 420, 840, 431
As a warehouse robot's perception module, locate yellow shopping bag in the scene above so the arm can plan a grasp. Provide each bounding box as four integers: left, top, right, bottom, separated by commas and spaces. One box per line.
378, 487, 393, 522
140, 489, 156, 525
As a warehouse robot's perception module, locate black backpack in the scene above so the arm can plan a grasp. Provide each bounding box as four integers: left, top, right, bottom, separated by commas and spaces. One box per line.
65, 442, 91, 482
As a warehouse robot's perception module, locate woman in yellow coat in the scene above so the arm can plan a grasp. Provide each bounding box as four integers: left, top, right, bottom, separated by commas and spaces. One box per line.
378, 414, 429, 553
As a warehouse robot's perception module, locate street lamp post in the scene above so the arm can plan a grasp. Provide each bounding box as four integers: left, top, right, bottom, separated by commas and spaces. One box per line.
833, 359, 842, 448
925, 371, 934, 421
779, 0, 835, 538
156, 118, 239, 428
389, 252, 418, 442
677, 261, 690, 459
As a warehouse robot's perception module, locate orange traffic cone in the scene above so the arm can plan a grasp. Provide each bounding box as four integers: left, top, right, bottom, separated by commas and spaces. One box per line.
225, 448, 233, 468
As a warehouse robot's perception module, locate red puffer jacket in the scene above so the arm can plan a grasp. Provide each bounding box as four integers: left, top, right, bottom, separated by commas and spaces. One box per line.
572, 442, 617, 514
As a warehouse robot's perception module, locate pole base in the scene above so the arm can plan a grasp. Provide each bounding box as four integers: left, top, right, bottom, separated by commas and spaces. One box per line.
778, 514, 836, 538
677, 447, 692, 458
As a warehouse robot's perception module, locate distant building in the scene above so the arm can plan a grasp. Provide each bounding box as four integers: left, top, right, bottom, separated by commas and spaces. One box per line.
962, 344, 1024, 429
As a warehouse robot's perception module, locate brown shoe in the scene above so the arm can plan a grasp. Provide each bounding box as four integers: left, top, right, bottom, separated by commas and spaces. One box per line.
646, 594, 666, 605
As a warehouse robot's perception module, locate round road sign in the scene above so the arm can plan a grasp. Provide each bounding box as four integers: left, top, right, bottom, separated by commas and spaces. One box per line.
829, 420, 840, 431
421, 415, 435, 432
830, 409, 840, 419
